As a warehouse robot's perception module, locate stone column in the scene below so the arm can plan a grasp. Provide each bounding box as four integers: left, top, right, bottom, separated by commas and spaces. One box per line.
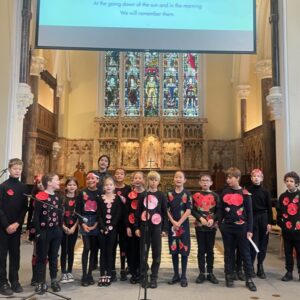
23, 50, 45, 182
236, 85, 251, 137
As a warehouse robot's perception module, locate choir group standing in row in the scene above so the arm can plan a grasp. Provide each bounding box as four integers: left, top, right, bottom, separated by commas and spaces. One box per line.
1, 156, 300, 296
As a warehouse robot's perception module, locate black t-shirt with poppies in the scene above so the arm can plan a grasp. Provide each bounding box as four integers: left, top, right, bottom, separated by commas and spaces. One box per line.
217, 187, 253, 233
277, 190, 300, 238
134, 190, 168, 233
63, 195, 78, 228
192, 190, 219, 231
0, 176, 28, 231
125, 189, 146, 229
33, 191, 63, 234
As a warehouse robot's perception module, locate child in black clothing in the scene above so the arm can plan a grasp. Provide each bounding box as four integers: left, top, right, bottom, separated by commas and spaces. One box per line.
0, 158, 28, 296
277, 171, 300, 281
34, 173, 63, 295
27, 174, 44, 286
98, 176, 123, 287
248, 169, 273, 278
126, 171, 146, 284
77, 172, 100, 287
60, 177, 79, 284
167, 171, 192, 287
112, 168, 131, 281
135, 171, 168, 289
192, 174, 219, 285
217, 167, 257, 292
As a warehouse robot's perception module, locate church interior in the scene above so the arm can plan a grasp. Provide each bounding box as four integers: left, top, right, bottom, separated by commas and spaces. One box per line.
1, 0, 300, 197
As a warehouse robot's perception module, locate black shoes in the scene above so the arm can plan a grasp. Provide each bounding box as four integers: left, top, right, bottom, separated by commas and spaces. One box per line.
0, 283, 13, 296
51, 281, 61, 292
149, 278, 157, 289
195, 273, 205, 284
11, 281, 23, 293
81, 276, 89, 287
225, 274, 234, 287
120, 270, 127, 281
207, 273, 219, 284
237, 270, 246, 281
111, 271, 117, 282
130, 275, 139, 284
257, 264, 266, 279
281, 272, 293, 282
168, 274, 180, 285
245, 278, 257, 292
180, 277, 188, 287
35, 282, 48, 295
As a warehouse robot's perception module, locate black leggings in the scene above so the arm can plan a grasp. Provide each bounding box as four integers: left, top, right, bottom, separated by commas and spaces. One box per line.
60, 229, 78, 273
82, 235, 98, 277
112, 225, 127, 272
99, 229, 117, 276
35, 227, 63, 283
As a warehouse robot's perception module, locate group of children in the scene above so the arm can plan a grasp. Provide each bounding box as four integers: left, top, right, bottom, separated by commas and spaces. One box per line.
1, 156, 300, 296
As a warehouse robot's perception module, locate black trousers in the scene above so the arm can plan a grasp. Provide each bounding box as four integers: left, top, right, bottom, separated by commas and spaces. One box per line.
112, 224, 128, 272
127, 231, 140, 277
140, 225, 162, 280
99, 229, 117, 276
221, 225, 253, 278
251, 213, 269, 265
0, 229, 21, 285
82, 235, 98, 277
35, 227, 63, 283
60, 228, 78, 273
283, 236, 300, 273
196, 229, 216, 273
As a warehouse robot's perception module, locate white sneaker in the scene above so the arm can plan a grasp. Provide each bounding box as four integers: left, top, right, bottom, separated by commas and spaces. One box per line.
67, 273, 74, 283
60, 273, 68, 284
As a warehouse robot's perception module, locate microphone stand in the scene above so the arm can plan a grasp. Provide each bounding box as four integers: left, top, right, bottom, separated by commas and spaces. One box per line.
24, 194, 88, 223
22, 194, 80, 300
141, 160, 154, 300
0, 168, 8, 180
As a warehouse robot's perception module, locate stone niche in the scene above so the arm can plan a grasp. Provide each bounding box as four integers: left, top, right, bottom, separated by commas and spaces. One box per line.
93, 116, 208, 172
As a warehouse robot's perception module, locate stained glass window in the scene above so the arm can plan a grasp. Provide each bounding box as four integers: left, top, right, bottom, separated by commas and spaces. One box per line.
183, 53, 199, 117
144, 52, 159, 117
124, 52, 140, 116
103, 51, 200, 117
104, 51, 120, 116
163, 53, 179, 116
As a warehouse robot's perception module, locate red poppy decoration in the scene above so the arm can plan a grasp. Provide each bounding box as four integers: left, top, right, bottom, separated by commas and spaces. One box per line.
6, 189, 14, 196
184, 245, 188, 252
296, 222, 300, 230
131, 200, 138, 210
36, 191, 49, 201
283, 197, 290, 206
128, 213, 135, 224
65, 211, 71, 217
193, 193, 216, 211
286, 221, 292, 229
117, 190, 121, 196
168, 192, 174, 202
128, 190, 138, 200
83, 192, 88, 201
287, 203, 298, 216
175, 227, 184, 237
283, 213, 288, 219
237, 208, 243, 216
179, 242, 184, 249
182, 193, 187, 203
68, 200, 75, 207
293, 198, 299, 204
223, 193, 243, 206
171, 244, 177, 251
242, 189, 250, 195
